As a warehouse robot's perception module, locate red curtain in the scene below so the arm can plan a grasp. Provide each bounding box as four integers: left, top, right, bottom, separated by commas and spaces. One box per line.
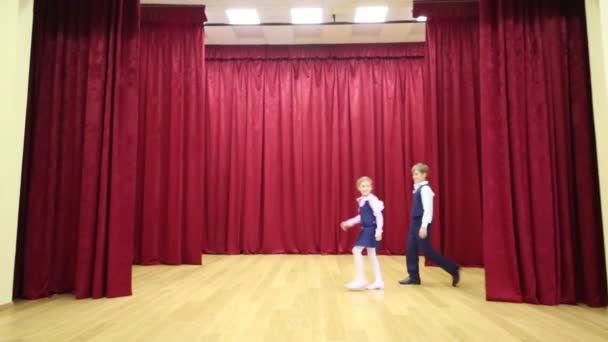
413, 0, 479, 19
134, 7, 206, 265
479, 0, 607, 306
204, 44, 427, 255
424, 19, 483, 267
16, 0, 140, 299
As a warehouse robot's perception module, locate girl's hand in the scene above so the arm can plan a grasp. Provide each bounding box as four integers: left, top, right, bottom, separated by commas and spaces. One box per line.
375, 234, 382, 241
340, 222, 349, 231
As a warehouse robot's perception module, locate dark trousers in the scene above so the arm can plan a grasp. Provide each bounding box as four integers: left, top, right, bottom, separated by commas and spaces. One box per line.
406, 218, 458, 280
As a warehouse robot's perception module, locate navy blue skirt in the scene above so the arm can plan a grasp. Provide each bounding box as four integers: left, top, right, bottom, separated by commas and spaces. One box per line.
354, 226, 380, 248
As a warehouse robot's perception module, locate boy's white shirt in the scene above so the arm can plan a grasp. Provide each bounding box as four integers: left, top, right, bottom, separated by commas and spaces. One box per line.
414, 181, 434, 229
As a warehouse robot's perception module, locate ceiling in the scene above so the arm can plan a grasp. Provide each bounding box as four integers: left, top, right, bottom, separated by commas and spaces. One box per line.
140, 0, 426, 45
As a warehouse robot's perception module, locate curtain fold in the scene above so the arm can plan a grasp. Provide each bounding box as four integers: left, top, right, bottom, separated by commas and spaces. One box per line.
479, 0, 607, 306
424, 19, 483, 266
134, 10, 206, 265
203, 44, 427, 255
16, 0, 140, 299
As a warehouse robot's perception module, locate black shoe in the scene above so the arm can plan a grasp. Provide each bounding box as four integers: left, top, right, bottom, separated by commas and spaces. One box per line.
452, 267, 461, 287
399, 277, 421, 285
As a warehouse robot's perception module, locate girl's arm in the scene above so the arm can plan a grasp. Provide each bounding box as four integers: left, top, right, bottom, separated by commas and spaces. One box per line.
341, 215, 361, 229
369, 195, 385, 236
341, 198, 362, 230
374, 211, 384, 236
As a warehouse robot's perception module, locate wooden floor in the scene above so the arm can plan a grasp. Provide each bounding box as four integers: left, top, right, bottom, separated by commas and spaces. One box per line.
1, 255, 607, 341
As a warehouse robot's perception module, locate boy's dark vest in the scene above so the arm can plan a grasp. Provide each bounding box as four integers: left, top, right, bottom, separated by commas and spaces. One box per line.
411, 185, 428, 219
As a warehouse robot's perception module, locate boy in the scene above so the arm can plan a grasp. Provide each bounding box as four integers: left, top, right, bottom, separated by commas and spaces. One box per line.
399, 163, 460, 286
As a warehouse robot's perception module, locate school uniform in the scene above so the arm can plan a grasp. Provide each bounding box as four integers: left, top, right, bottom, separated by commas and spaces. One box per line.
343, 193, 385, 290
344, 194, 384, 248
403, 181, 460, 285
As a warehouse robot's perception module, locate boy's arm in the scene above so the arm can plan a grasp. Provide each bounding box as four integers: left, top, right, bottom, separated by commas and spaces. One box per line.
421, 186, 434, 228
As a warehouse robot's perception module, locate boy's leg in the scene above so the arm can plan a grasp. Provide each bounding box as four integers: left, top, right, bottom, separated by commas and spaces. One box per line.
418, 226, 460, 280
400, 225, 421, 284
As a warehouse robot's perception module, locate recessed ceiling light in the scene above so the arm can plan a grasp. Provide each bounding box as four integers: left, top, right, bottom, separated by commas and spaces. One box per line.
291, 8, 323, 24
354, 6, 388, 23
226, 9, 260, 25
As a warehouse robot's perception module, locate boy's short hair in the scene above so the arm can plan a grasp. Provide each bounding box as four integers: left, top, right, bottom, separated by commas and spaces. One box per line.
356, 176, 373, 187
411, 163, 430, 174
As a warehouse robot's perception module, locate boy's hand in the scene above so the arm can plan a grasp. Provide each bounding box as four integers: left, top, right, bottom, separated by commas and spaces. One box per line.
340, 222, 349, 231
375, 234, 382, 241
418, 227, 428, 239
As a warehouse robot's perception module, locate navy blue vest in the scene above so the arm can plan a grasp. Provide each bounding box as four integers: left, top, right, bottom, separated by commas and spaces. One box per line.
411, 184, 428, 218
360, 201, 377, 228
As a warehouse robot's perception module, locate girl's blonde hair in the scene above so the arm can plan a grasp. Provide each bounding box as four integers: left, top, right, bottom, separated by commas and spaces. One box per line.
356, 176, 373, 187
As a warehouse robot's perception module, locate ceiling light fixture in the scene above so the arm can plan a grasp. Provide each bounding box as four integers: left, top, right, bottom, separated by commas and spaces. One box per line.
226, 9, 260, 25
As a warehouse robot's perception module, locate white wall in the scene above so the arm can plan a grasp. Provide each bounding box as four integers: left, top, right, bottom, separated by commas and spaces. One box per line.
0, 0, 33, 305
585, 0, 608, 290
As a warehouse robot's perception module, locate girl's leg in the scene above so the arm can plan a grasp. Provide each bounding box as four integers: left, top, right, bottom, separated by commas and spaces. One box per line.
345, 246, 367, 289
366, 248, 384, 290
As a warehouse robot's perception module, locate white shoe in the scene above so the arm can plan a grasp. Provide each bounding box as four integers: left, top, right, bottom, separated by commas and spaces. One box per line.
345, 279, 368, 290
366, 281, 384, 290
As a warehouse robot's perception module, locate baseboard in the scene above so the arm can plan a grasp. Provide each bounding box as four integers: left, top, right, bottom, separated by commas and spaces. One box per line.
0, 301, 14, 311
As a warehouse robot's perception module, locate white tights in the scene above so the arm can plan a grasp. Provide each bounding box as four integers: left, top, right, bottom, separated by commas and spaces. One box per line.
352, 246, 383, 283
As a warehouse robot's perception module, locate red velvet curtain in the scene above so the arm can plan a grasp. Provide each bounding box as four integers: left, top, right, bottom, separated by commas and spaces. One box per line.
479, 0, 607, 306
424, 19, 483, 267
203, 44, 426, 255
134, 7, 206, 265
16, 0, 140, 299
413, 0, 479, 19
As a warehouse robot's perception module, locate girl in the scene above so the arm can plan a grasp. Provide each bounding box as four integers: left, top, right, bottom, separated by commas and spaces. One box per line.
340, 176, 385, 290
